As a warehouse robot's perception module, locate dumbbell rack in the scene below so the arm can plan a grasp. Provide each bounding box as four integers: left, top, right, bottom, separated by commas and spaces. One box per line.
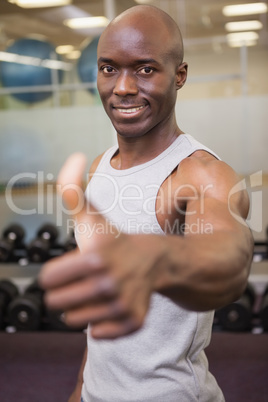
0, 262, 42, 293
0, 223, 76, 289
213, 246, 268, 333
1, 237, 268, 333
0, 261, 86, 333
0, 223, 77, 332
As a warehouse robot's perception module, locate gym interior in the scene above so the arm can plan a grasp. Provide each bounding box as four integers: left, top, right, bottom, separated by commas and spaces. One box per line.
0, 1, 267, 401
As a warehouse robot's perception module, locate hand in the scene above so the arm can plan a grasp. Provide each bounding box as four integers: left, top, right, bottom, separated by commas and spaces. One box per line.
39, 154, 159, 339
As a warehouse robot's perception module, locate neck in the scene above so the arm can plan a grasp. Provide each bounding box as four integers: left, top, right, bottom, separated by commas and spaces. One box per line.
111, 121, 184, 170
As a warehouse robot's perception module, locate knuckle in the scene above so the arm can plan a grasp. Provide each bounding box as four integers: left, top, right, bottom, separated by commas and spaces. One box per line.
112, 298, 129, 316
97, 277, 118, 297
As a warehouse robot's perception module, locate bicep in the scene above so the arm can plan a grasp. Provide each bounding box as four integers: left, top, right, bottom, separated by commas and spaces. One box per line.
183, 167, 250, 235
184, 196, 246, 235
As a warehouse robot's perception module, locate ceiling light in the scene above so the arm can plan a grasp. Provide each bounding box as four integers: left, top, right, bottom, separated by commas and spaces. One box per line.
225, 20, 263, 32
64, 16, 109, 29
135, 0, 154, 3
223, 3, 267, 17
65, 50, 81, 60
56, 45, 75, 54
227, 31, 259, 47
8, 0, 71, 8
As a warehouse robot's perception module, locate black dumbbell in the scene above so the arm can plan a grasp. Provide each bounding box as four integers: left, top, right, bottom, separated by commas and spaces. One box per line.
7, 280, 44, 331
260, 286, 268, 331
0, 224, 25, 262
0, 280, 19, 329
27, 223, 59, 262
216, 283, 255, 331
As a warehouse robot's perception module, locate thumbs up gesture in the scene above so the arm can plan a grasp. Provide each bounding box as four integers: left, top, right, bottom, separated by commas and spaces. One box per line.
39, 153, 160, 339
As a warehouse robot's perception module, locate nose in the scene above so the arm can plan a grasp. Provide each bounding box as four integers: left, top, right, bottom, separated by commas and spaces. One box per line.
113, 71, 138, 96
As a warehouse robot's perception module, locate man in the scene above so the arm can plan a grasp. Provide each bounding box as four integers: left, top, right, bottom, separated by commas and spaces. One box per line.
39, 5, 253, 402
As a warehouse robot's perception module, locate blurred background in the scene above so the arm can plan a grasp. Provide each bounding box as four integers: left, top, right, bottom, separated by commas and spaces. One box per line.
0, 2, 267, 402
0, 0, 267, 286
0, 0, 267, 238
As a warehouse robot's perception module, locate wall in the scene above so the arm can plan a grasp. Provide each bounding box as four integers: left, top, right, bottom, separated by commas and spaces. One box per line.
176, 95, 268, 174
0, 95, 267, 182
0, 94, 267, 241
0, 104, 115, 181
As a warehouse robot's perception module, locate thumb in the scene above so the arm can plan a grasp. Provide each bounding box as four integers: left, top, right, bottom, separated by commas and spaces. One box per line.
57, 153, 115, 250
57, 152, 87, 216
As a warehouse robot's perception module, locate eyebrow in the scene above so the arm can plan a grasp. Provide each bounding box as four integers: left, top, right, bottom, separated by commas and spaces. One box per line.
97, 57, 113, 64
134, 58, 160, 65
97, 57, 160, 66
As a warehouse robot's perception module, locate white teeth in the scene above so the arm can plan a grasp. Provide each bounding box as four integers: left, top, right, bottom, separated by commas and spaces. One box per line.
117, 106, 144, 114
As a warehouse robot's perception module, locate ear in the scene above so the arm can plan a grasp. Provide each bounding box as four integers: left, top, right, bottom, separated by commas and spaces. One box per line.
175, 62, 188, 90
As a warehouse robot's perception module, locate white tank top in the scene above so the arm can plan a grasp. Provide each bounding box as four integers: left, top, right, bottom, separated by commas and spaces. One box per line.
81, 134, 225, 402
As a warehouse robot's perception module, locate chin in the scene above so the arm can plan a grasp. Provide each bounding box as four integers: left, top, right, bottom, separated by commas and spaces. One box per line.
113, 122, 152, 139
116, 128, 148, 139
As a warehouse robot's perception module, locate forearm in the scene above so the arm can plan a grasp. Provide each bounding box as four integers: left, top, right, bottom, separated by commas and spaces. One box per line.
150, 229, 253, 311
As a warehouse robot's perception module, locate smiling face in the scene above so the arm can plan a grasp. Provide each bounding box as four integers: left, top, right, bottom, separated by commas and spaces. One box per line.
97, 6, 187, 140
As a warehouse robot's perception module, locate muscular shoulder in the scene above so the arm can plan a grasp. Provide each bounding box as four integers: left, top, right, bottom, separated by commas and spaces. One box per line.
177, 150, 235, 187
175, 150, 249, 219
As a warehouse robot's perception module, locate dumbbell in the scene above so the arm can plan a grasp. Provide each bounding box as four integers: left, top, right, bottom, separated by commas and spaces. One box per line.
7, 280, 44, 331
27, 223, 59, 262
0, 280, 19, 329
0, 224, 25, 262
260, 285, 268, 331
216, 283, 255, 331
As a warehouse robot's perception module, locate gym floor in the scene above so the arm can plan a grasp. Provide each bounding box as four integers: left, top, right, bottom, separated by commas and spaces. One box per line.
0, 331, 267, 402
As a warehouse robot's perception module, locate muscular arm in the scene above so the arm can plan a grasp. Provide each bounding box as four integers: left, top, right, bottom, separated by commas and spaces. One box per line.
39, 152, 253, 338
152, 218, 252, 311
148, 154, 254, 310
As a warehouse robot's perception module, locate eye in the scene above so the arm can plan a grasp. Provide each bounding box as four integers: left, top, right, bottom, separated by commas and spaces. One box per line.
139, 67, 154, 75
101, 66, 115, 74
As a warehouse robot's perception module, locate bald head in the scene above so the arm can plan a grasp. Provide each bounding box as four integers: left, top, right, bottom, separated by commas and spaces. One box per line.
99, 5, 184, 67
96, 5, 188, 140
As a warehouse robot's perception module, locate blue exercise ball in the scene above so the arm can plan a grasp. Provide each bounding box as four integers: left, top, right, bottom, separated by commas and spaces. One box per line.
0, 38, 64, 103
77, 37, 99, 95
